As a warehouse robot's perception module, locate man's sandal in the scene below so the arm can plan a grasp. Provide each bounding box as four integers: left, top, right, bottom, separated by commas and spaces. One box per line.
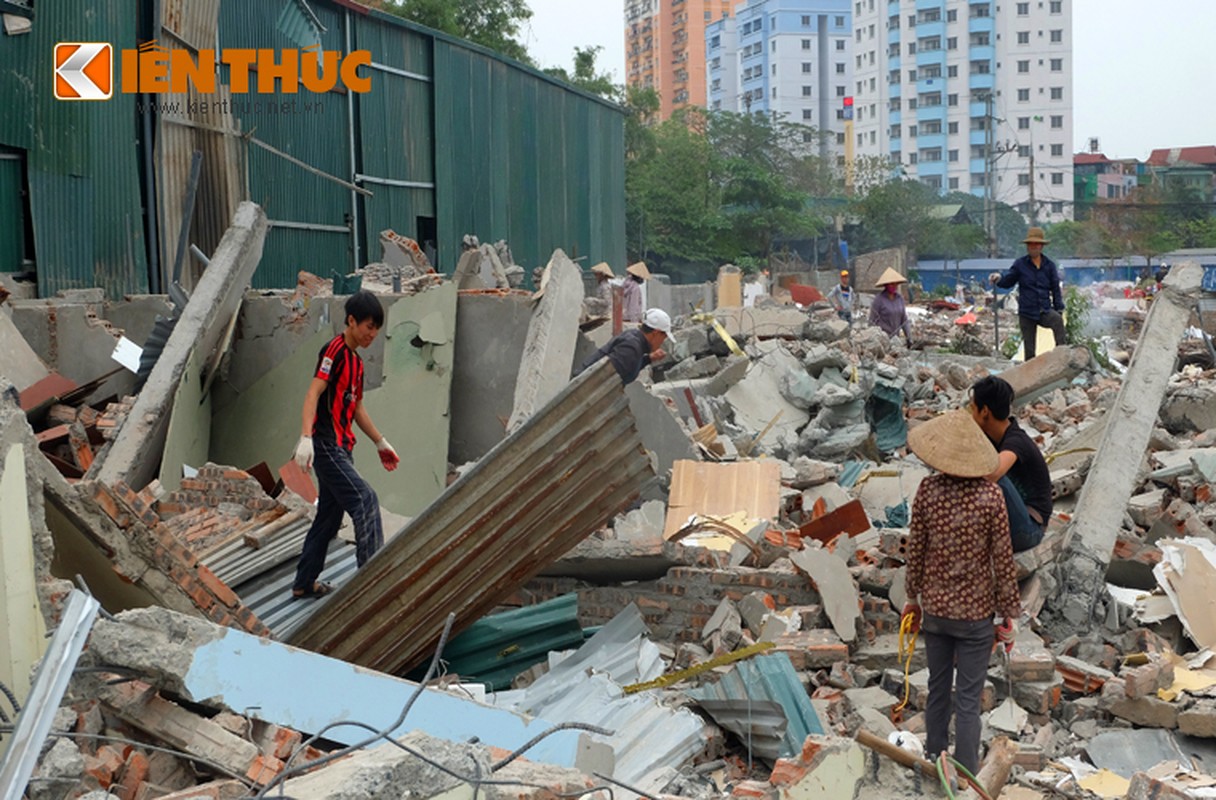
291, 581, 334, 599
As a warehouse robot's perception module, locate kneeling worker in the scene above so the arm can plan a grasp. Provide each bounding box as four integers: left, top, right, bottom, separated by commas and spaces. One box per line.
577, 307, 671, 385
968, 376, 1052, 553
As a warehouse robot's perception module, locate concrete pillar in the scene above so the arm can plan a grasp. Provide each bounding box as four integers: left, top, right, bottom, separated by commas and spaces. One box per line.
507, 249, 584, 433
96, 202, 268, 490
1048, 262, 1204, 629
1000, 345, 1092, 405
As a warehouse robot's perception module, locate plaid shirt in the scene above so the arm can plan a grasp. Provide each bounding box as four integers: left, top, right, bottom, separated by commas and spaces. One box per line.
906, 474, 1020, 621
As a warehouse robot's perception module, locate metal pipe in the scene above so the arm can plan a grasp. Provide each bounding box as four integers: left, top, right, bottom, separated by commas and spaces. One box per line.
345, 9, 361, 273
172, 150, 203, 285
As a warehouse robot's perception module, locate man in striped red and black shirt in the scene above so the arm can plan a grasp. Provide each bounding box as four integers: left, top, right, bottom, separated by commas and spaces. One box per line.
291, 290, 399, 599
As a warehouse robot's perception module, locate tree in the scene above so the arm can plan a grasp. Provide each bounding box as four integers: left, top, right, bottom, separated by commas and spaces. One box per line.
543, 46, 617, 99
849, 179, 940, 257
1091, 184, 1181, 268
376, 0, 533, 64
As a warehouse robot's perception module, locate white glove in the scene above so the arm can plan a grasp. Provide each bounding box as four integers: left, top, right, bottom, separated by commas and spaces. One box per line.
293, 436, 314, 471
376, 436, 400, 471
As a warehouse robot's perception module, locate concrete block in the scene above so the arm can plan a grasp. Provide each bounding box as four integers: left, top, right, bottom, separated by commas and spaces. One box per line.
1122, 657, 1174, 698
626, 382, 698, 476
724, 342, 811, 449
0, 307, 49, 391
769, 735, 865, 800
1126, 771, 1195, 800
1008, 637, 1056, 683
739, 590, 776, 635
1177, 699, 1216, 737
508, 249, 584, 432
999, 346, 1091, 405
1010, 673, 1063, 716
843, 686, 898, 717
789, 547, 860, 642
771, 629, 848, 669
1105, 694, 1178, 729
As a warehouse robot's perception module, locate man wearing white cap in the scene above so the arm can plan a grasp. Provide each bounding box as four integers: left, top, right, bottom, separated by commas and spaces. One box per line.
622, 262, 651, 323
577, 307, 671, 385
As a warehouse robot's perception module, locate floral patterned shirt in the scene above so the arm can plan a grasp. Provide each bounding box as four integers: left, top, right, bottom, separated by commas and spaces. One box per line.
905, 474, 1020, 621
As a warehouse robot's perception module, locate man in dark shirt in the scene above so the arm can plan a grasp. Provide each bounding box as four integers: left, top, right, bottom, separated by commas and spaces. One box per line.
578, 307, 671, 385
968, 376, 1052, 552
989, 227, 1066, 359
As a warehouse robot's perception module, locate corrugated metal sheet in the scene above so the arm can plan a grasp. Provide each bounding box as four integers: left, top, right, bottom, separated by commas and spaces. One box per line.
288, 360, 654, 673
688, 653, 825, 759
0, 0, 149, 298
692, 699, 788, 761
432, 593, 584, 690
0, 153, 25, 271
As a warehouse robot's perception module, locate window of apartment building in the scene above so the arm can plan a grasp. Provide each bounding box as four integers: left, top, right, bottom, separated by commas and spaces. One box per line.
1018, 144, 1031, 157
711, 79, 721, 91
908, 14, 916, 26
971, 3, 990, 17
856, 29, 863, 42
1051, 143, 1064, 156
948, 93, 958, 106
803, 85, 813, 96
920, 36, 941, 51
1050, 0, 1062, 12
889, 97, 900, 110
839, 63, 848, 73
1017, 60, 1030, 73
1051, 114, 1063, 128
890, 152, 903, 167
920, 92, 942, 107
869, 51, 876, 64
772, 41, 778, 52
856, 55, 863, 67
1050, 29, 1063, 42
856, 80, 863, 94
772, 64, 777, 76
1017, 201, 1030, 214
970, 32, 990, 46
923, 64, 942, 78
837, 85, 847, 96
1018, 174, 1030, 185
949, 177, 960, 189
857, 133, 864, 146
909, 125, 918, 136
923, 175, 942, 190
889, 14, 899, 29
909, 152, 919, 164
947, 9, 957, 22
908, 69, 917, 81
710, 57, 721, 69
1016, 2, 1029, 14
836, 16, 845, 26
970, 60, 991, 74
948, 65, 958, 77
868, 23, 875, 38
802, 14, 811, 25
1051, 58, 1063, 71
710, 36, 720, 49
922, 120, 942, 134
949, 149, 959, 162
1018, 117, 1030, 129
837, 109, 846, 119
888, 43, 900, 57
1017, 31, 1030, 44
840, 38, 848, 50
712, 100, 721, 109
803, 108, 813, 120
1051, 201, 1064, 213
1052, 172, 1064, 185
837, 132, 846, 144
971, 145, 986, 159
921, 148, 942, 162
1051, 86, 1063, 100
772, 87, 778, 99
805, 62, 813, 73
890, 124, 901, 138
869, 76, 877, 90
889, 70, 900, 84
908, 97, 918, 109
947, 36, 958, 50
918, 8, 941, 23
1017, 88, 1030, 101
803, 131, 814, 143
971, 117, 988, 130
948, 121, 959, 133
972, 173, 986, 187
803, 39, 812, 50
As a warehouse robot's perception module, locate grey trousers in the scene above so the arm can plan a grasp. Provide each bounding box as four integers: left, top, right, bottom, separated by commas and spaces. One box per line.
922, 614, 995, 775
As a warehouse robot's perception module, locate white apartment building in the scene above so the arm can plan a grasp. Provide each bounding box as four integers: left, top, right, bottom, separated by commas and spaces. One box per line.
707, 0, 853, 162
852, 0, 1073, 222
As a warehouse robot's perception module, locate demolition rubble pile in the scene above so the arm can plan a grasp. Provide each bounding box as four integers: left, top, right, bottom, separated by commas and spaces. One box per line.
3, 229, 1216, 800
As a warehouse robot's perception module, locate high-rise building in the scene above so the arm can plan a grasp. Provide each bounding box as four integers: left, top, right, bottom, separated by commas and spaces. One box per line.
626, 0, 736, 119
852, 0, 1074, 223
707, 0, 853, 162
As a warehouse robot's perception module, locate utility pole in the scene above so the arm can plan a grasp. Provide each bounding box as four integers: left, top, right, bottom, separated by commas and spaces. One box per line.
1028, 146, 1036, 227
980, 91, 997, 257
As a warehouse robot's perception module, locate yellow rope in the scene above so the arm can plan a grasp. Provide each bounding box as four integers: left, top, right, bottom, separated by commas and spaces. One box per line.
621, 641, 776, 695
1044, 446, 1095, 465
894, 612, 918, 714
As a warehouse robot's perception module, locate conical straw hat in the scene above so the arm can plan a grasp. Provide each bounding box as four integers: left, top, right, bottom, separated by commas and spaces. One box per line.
907, 409, 998, 478
875, 267, 907, 287
591, 262, 614, 277
626, 261, 652, 280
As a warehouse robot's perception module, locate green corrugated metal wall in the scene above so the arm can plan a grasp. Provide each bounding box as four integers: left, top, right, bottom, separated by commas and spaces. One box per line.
0, 0, 148, 297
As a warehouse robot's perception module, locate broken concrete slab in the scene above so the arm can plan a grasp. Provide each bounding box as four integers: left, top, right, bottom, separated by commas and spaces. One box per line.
0, 437, 49, 702
723, 341, 810, 450
790, 546, 860, 642
97, 202, 268, 491
0, 307, 49, 391
626, 382, 698, 476
999, 345, 1093, 405
1051, 261, 1205, 629
508, 250, 584, 433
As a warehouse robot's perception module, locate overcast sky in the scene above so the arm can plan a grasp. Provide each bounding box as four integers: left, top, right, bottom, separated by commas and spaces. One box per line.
521, 0, 1216, 161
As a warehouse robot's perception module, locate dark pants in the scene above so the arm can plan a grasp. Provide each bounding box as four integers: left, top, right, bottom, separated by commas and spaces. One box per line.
1018, 310, 1066, 359
292, 437, 383, 593
997, 475, 1045, 553
923, 614, 995, 775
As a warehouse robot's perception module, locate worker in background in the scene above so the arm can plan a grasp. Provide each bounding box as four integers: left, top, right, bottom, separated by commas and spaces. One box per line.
577, 307, 670, 385
968, 376, 1051, 553
291, 290, 399, 599
827, 270, 856, 323
622, 262, 650, 323
902, 410, 1020, 775
869, 267, 913, 345
989, 227, 1066, 359
591, 262, 615, 302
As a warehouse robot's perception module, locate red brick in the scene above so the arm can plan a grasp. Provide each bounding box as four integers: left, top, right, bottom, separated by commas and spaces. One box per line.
114, 750, 150, 800
245, 754, 284, 785
1126, 772, 1195, 800
197, 565, 240, 608
91, 483, 133, 528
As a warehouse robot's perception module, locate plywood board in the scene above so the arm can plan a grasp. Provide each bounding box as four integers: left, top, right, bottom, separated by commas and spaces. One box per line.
663, 459, 781, 540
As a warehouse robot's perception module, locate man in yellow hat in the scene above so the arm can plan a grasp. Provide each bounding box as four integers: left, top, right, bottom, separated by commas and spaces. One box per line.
827, 270, 856, 323
622, 262, 650, 323
989, 227, 1066, 359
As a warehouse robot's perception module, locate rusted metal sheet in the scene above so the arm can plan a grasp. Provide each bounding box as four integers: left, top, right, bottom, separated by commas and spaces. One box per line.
288, 361, 654, 673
